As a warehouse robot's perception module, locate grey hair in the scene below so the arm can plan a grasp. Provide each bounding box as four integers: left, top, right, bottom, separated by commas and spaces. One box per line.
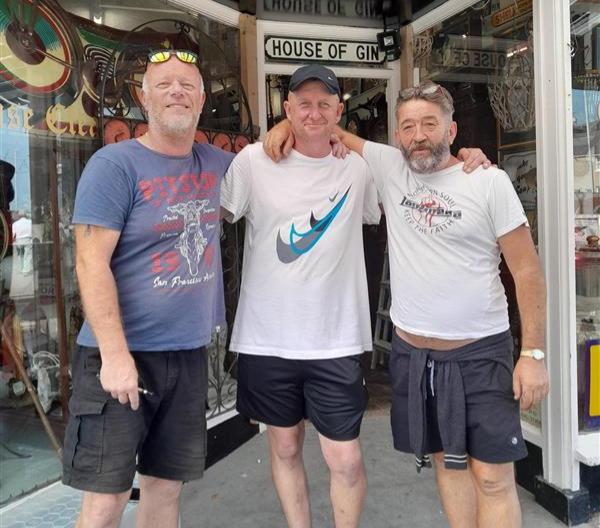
395, 80, 454, 123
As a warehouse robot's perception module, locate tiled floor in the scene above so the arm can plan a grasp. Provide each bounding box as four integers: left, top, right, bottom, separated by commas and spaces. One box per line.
0, 480, 138, 528
0, 482, 82, 528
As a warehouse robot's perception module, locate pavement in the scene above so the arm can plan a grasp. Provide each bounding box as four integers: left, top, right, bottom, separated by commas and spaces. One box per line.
1, 412, 596, 527
179, 413, 592, 528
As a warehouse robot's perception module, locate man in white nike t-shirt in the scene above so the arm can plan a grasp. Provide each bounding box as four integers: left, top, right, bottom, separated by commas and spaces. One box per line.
220, 65, 380, 528
265, 81, 549, 528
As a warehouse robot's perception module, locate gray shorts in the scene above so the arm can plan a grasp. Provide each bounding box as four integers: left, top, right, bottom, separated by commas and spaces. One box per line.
62, 345, 208, 493
389, 331, 528, 465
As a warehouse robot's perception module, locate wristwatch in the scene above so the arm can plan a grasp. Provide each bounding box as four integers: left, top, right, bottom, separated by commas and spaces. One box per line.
520, 348, 545, 360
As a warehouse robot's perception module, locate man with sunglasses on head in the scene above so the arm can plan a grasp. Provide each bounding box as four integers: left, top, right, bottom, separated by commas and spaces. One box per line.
62, 49, 233, 528
265, 80, 549, 528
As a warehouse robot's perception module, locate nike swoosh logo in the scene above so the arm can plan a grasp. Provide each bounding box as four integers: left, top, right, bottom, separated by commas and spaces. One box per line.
276, 186, 351, 263
328, 191, 339, 202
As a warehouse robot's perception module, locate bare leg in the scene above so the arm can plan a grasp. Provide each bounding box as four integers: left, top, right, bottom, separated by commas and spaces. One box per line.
268, 422, 311, 528
136, 476, 183, 528
431, 452, 477, 528
318, 435, 366, 528
470, 459, 521, 528
76, 490, 130, 528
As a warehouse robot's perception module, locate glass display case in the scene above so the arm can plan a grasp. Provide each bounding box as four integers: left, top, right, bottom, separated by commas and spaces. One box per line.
571, 0, 600, 434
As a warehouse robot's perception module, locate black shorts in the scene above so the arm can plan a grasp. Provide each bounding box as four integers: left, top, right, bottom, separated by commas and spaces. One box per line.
236, 353, 368, 441
62, 345, 208, 493
389, 332, 528, 464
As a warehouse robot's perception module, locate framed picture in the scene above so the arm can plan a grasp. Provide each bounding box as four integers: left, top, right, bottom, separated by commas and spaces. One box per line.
497, 121, 536, 151
498, 147, 537, 211
575, 213, 600, 249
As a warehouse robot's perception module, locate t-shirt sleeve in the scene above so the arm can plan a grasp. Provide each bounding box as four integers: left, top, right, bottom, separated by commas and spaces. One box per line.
362, 166, 381, 225
488, 169, 528, 238
216, 148, 236, 179
362, 141, 405, 195
220, 145, 252, 223
72, 154, 133, 231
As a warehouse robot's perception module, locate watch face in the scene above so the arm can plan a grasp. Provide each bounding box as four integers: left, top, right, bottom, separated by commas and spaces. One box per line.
522, 348, 545, 360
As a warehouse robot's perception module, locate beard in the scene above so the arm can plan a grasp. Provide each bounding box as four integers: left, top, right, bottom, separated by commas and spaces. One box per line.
400, 135, 451, 174
147, 106, 200, 137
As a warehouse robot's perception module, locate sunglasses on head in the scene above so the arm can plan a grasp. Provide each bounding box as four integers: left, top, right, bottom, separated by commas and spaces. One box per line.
399, 82, 448, 101
147, 49, 199, 65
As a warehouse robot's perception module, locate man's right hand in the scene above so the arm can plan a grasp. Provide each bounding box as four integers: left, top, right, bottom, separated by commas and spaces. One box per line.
99, 351, 140, 410
263, 119, 294, 162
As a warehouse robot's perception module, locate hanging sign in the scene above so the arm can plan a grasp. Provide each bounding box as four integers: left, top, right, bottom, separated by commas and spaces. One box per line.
264, 36, 384, 64
491, 0, 532, 28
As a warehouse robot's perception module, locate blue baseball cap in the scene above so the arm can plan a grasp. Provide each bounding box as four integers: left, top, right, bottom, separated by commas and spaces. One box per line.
288, 65, 341, 97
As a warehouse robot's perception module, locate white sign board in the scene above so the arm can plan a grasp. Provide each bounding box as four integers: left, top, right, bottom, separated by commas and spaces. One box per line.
264, 36, 384, 64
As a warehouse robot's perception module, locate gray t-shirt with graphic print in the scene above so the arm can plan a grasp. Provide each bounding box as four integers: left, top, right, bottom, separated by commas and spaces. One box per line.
73, 139, 234, 351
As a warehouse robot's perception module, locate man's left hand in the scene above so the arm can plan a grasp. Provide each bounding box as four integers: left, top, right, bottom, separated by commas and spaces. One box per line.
512, 357, 550, 410
457, 148, 492, 173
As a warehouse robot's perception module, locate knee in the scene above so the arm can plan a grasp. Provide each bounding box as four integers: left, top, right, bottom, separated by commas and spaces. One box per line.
80, 491, 130, 527
472, 465, 515, 498
271, 437, 303, 462
324, 446, 365, 486
140, 476, 183, 504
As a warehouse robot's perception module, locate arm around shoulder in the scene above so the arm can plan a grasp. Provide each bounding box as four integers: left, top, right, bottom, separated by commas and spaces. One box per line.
335, 125, 366, 157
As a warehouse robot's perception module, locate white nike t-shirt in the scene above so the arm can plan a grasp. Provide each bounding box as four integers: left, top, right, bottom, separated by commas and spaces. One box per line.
221, 143, 380, 359
363, 141, 527, 339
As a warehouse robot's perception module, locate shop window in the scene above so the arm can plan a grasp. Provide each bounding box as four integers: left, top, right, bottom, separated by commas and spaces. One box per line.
415, 1, 540, 429
571, 0, 600, 433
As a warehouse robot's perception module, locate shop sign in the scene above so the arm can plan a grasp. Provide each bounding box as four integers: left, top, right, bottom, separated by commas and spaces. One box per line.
431, 48, 507, 71
262, 0, 378, 17
490, 0, 532, 28
265, 36, 384, 64
0, 101, 98, 138
259, 0, 381, 27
